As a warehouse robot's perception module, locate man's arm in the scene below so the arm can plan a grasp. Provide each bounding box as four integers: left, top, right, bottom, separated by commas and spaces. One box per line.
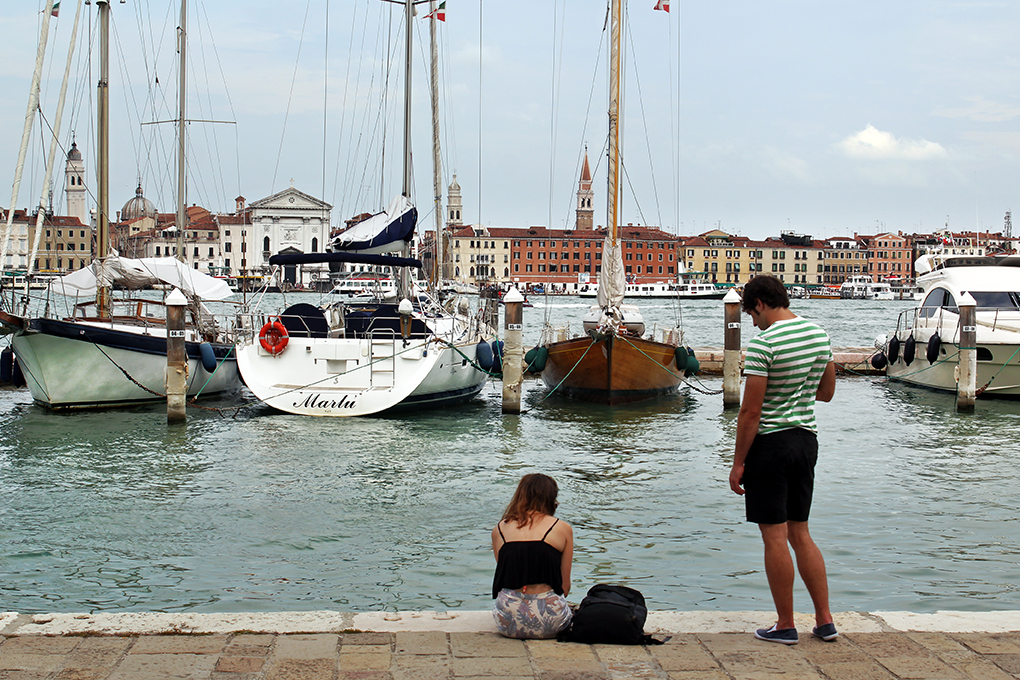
816, 361, 836, 402
730, 374, 767, 495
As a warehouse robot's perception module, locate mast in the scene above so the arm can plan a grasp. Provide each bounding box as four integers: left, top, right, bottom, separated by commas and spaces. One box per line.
2, 0, 56, 270
176, 0, 188, 262
429, 1, 443, 287
96, 0, 111, 317
607, 0, 622, 247
399, 0, 413, 297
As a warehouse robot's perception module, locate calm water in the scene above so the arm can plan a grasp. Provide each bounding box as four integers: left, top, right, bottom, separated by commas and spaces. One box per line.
1, 296, 1018, 615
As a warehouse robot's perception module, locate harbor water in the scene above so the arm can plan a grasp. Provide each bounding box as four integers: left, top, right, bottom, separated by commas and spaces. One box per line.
1, 296, 1018, 615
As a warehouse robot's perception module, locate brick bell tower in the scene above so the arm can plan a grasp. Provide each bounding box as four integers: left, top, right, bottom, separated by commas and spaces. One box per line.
575, 149, 594, 231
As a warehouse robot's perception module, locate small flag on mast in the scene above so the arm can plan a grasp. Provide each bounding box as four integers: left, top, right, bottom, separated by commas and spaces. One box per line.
50, 1, 60, 17
654, 0, 670, 12
424, 1, 446, 22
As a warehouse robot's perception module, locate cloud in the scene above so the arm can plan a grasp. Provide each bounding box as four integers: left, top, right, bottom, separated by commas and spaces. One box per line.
838, 125, 947, 161
935, 97, 1020, 123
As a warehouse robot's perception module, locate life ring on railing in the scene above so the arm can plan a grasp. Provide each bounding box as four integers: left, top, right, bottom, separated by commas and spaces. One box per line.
259, 318, 289, 355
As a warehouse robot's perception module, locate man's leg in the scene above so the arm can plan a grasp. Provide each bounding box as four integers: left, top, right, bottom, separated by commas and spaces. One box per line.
787, 520, 832, 627
759, 522, 795, 629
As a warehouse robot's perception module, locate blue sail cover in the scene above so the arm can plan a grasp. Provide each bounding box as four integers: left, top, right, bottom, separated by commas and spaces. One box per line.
329, 194, 417, 255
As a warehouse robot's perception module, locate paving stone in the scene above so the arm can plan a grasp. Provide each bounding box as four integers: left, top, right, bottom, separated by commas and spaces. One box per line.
0, 671, 51, 680
527, 641, 596, 661
106, 652, 218, 680
392, 653, 451, 680
988, 654, 1020, 674
956, 635, 1020, 655
344, 633, 395, 647
264, 658, 337, 680
648, 644, 720, 672
716, 652, 818, 677
799, 641, 873, 665
339, 648, 392, 671
452, 656, 533, 676
666, 671, 730, 680
338, 672, 394, 680
697, 633, 792, 658
273, 634, 340, 660
129, 635, 228, 655
848, 633, 933, 658
226, 634, 274, 653
950, 659, 1015, 680
450, 633, 527, 658
813, 661, 894, 680
0, 637, 80, 655
603, 660, 661, 679
534, 671, 608, 680
877, 655, 966, 679
215, 655, 266, 673
0, 655, 64, 673
395, 631, 447, 655
592, 645, 652, 663
908, 632, 971, 654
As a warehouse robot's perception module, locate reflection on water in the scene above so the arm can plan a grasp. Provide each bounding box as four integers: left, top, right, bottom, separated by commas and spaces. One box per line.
1, 298, 1019, 614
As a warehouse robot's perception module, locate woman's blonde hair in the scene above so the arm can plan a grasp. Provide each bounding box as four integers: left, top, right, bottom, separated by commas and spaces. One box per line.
502, 473, 558, 528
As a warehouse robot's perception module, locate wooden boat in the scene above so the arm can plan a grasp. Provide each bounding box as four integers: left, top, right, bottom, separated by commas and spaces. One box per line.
539, 0, 684, 405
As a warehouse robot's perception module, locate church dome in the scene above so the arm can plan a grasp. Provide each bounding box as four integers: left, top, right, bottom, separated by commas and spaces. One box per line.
121, 184, 158, 221
66, 141, 82, 162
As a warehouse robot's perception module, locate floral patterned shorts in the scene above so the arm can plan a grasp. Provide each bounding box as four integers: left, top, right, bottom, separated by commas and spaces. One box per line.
493, 588, 573, 639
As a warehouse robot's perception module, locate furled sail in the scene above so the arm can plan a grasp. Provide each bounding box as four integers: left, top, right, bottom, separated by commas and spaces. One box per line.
596, 238, 626, 325
48, 255, 234, 301
329, 194, 417, 255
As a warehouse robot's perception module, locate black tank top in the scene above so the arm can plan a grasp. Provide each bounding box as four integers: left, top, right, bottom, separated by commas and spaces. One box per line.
491, 518, 564, 598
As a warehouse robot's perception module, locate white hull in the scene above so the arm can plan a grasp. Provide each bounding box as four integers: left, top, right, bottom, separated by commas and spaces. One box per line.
11, 324, 239, 409
886, 326, 1020, 397
578, 282, 723, 299
236, 321, 488, 417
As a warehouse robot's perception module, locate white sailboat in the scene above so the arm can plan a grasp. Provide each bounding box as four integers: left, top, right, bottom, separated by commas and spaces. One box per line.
0, 0, 241, 410
235, 0, 493, 417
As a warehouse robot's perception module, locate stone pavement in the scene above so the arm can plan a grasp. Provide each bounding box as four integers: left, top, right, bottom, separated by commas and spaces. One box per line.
1, 610, 1019, 679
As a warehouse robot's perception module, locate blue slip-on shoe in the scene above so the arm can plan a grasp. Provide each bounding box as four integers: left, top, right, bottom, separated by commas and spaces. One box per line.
812, 623, 839, 641
754, 624, 799, 645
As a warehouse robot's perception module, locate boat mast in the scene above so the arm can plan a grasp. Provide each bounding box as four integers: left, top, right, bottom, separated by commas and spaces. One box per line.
398, 0, 413, 298
176, 0, 188, 262
97, 0, 111, 318
607, 0, 622, 248
429, 1, 443, 287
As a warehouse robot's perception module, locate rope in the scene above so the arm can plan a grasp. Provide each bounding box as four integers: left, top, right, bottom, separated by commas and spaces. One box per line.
616, 334, 723, 396
519, 337, 598, 413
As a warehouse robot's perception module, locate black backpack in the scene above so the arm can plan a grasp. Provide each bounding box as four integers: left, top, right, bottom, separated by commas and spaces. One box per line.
557, 584, 661, 645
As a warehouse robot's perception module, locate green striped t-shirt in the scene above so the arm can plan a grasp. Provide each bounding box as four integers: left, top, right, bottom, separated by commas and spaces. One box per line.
744, 316, 832, 434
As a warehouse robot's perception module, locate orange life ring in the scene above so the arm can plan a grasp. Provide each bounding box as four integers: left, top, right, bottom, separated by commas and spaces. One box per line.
259, 318, 289, 355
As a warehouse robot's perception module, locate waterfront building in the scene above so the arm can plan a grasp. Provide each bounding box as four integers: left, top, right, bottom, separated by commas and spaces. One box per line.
249, 185, 332, 289
5, 210, 91, 274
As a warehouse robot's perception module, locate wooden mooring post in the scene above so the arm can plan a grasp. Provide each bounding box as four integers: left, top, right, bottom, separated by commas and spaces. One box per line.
957, 292, 977, 412
723, 289, 742, 408
166, 288, 188, 424
502, 287, 525, 414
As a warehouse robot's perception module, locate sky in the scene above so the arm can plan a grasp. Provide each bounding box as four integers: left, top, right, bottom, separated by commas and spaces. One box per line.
2, 0, 1020, 242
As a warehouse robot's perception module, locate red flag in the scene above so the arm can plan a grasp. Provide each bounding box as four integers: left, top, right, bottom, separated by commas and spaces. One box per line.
654, 0, 670, 12
424, 1, 446, 22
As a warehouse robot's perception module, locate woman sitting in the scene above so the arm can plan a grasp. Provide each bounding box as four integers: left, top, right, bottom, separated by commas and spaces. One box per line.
491, 473, 574, 639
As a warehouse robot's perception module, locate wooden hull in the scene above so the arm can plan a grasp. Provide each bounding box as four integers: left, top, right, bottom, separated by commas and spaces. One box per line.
540, 333, 682, 405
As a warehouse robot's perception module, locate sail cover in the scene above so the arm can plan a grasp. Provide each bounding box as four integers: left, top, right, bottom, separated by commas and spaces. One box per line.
597, 237, 626, 324
48, 256, 234, 301
329, 194, 417, 255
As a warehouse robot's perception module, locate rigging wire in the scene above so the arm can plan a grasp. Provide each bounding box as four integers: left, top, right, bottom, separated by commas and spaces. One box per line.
271, 0, 313, 194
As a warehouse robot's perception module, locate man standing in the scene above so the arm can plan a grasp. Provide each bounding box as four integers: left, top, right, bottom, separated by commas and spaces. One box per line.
729, 275, 837, 645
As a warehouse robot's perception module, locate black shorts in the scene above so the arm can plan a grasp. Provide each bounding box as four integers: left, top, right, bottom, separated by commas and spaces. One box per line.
743, 428, 818, 525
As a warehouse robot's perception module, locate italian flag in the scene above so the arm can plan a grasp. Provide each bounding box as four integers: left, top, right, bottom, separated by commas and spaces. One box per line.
51, 1, 60, 17
424, 1, 446, 22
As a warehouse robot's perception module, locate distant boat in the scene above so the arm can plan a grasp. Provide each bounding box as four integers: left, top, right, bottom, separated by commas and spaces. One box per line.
840, 274, 894, 300
539, 0, 687, 406
0, 0, 240, 410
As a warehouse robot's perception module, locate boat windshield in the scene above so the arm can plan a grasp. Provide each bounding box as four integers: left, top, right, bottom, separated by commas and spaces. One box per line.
920, 288, 958, 318
968, 291, 1020, 310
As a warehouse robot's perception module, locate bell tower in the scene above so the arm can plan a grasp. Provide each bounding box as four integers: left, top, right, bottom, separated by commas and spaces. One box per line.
65, 138, 88, 225
575, 150, 594, 231
447, 174, 463, 227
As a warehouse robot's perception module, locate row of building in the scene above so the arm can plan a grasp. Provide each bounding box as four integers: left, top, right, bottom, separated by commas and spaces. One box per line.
2, 146, 1016, 291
